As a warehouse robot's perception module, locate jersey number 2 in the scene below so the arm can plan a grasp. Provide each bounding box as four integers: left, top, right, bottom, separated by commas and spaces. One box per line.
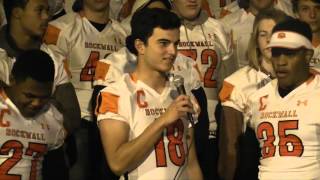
0, 140, 47, 180
178, 49, 218, 88
154, 119, 185, 167
257, 120, 304, 159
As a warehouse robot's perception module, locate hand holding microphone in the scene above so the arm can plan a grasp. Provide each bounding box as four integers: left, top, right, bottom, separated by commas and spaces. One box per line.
172, 75, 195, 127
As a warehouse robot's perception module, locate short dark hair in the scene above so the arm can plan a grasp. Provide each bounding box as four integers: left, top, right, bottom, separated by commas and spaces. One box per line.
3, 0, 29, 25
126, 8, 181, 55
145, 0, 172, 10
72, 0, 83, 12
292, 0, 320, 13
12, 49, 55, 83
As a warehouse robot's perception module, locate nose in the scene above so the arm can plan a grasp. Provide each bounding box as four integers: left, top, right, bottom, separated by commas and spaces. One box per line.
30, 98, 45, 109
310, 8, 316, 18
168, 43, 178, 55
275, 54, 288, 66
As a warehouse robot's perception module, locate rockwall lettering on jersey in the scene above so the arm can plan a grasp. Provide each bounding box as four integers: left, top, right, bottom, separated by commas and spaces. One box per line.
6, 128, 46, 141
178, 41, 214, 48
85, 42, 118, 51
145, 108, 166, 116
260, 110, 298, 119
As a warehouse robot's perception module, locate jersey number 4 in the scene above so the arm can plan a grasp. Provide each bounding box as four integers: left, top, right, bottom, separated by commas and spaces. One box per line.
154, 119, 185, 167
0, 140, 47, 180
178, 49, 218, 88
257, 120, 304, 159
80, 51, 110, 81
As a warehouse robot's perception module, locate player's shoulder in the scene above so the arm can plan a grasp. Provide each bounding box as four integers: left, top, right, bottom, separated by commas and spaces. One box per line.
224, 66, 265, 87
100, 74, 133, 95
219, 7, 245, 26
109, 19, 128, 37
219, 1, 240, 18
48, 12, 80, 30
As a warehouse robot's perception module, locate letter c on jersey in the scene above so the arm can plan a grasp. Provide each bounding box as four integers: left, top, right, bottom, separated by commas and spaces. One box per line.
137, 90, 148, 108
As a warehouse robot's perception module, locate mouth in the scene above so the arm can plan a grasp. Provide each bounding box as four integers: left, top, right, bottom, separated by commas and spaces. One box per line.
275, 70, 289, 78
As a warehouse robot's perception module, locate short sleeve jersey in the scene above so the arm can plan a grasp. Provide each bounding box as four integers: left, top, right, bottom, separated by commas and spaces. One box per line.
178, 12, 233, 135
0, 90, 65, 180
96, 74, 199, 180
42, 12, 126, 120
219, 66, 271, 129
247, 74, 320, 179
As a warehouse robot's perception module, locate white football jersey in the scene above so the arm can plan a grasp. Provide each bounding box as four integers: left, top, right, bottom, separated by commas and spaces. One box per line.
0, 47, 68, 91
310, 44, 320, 70
96, 74, 199, 180
94, 47, 202, 91
42, 12, 126, 120
219, 0, 294, 19
0, 49, 12, 84
247, 74, 320, 180
219, 66, 271, 130
0, 90, 65, 180
178, 12, 233, 136
220, 8, 255, 68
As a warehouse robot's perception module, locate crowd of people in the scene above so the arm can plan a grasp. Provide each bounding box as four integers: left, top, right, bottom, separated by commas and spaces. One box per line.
0, 0, 319, 180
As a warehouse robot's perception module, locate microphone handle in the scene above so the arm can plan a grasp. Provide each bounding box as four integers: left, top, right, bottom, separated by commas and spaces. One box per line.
176, 85, 195, 127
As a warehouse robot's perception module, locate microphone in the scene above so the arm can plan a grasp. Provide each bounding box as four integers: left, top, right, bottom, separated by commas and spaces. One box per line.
172, 75, 195, 127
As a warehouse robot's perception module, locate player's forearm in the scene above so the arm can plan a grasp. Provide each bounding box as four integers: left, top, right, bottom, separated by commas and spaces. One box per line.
218, 106, 243, 180
54, 83, 81, 133
108, 117, 167, 175
187, 129, 203, 180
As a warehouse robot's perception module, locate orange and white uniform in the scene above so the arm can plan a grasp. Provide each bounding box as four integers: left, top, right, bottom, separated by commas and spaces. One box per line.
96, 73, 199, 180
178, 11, 234, 138
219, 66, 271, 130
94, 47, 201, 91
0, 90, 65, 180
0, 47, 68, 90
310, 45, 320, 70
42, 12, 126, 120
247, 74, 320, 179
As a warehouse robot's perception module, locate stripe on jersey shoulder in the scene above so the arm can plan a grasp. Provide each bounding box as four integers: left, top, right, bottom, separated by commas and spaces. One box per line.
0, 88, 7, 100
96, 92, 119, 114
43, 24, 61, 45
94, 61, 110, 81
219, 81, 234, 102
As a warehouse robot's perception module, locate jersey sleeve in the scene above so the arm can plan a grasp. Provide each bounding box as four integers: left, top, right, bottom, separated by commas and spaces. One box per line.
95, 83, 130, 124
41, 14, 76, 83
93, 47, 137, 86
45, 104, 66, 150
0, 48, 12, 84
219, 80, 246, 112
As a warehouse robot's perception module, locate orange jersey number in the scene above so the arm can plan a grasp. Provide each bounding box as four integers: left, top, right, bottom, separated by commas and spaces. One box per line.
0, 140, 47, 180
80, 51, 111, 81
154, 119, 185, 167
257, 120, 304, 159
178, 49, 218, 88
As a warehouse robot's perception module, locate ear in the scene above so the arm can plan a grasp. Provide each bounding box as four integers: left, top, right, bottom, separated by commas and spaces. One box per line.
9, 75, 15, 86
134, 39, 145, 55
305, 49, 314, 64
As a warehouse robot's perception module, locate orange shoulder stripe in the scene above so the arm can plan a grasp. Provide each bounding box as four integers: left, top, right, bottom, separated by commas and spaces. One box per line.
94, 61, 110, 81
43, 24, 61, 45
96, 92, 119, 115
219, 81, 234, 102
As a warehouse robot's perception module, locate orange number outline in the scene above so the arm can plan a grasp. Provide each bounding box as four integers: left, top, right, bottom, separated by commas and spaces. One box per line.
154, 119, 185, 167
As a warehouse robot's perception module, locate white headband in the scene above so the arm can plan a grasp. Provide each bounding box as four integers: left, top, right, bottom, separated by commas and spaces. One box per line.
267, 31, 313, 50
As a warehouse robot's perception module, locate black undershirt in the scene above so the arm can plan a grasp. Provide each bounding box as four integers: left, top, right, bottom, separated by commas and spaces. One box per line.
89, 21, 107, 32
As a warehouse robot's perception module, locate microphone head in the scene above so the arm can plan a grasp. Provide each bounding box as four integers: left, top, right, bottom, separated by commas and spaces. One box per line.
172, 75, 184, 88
